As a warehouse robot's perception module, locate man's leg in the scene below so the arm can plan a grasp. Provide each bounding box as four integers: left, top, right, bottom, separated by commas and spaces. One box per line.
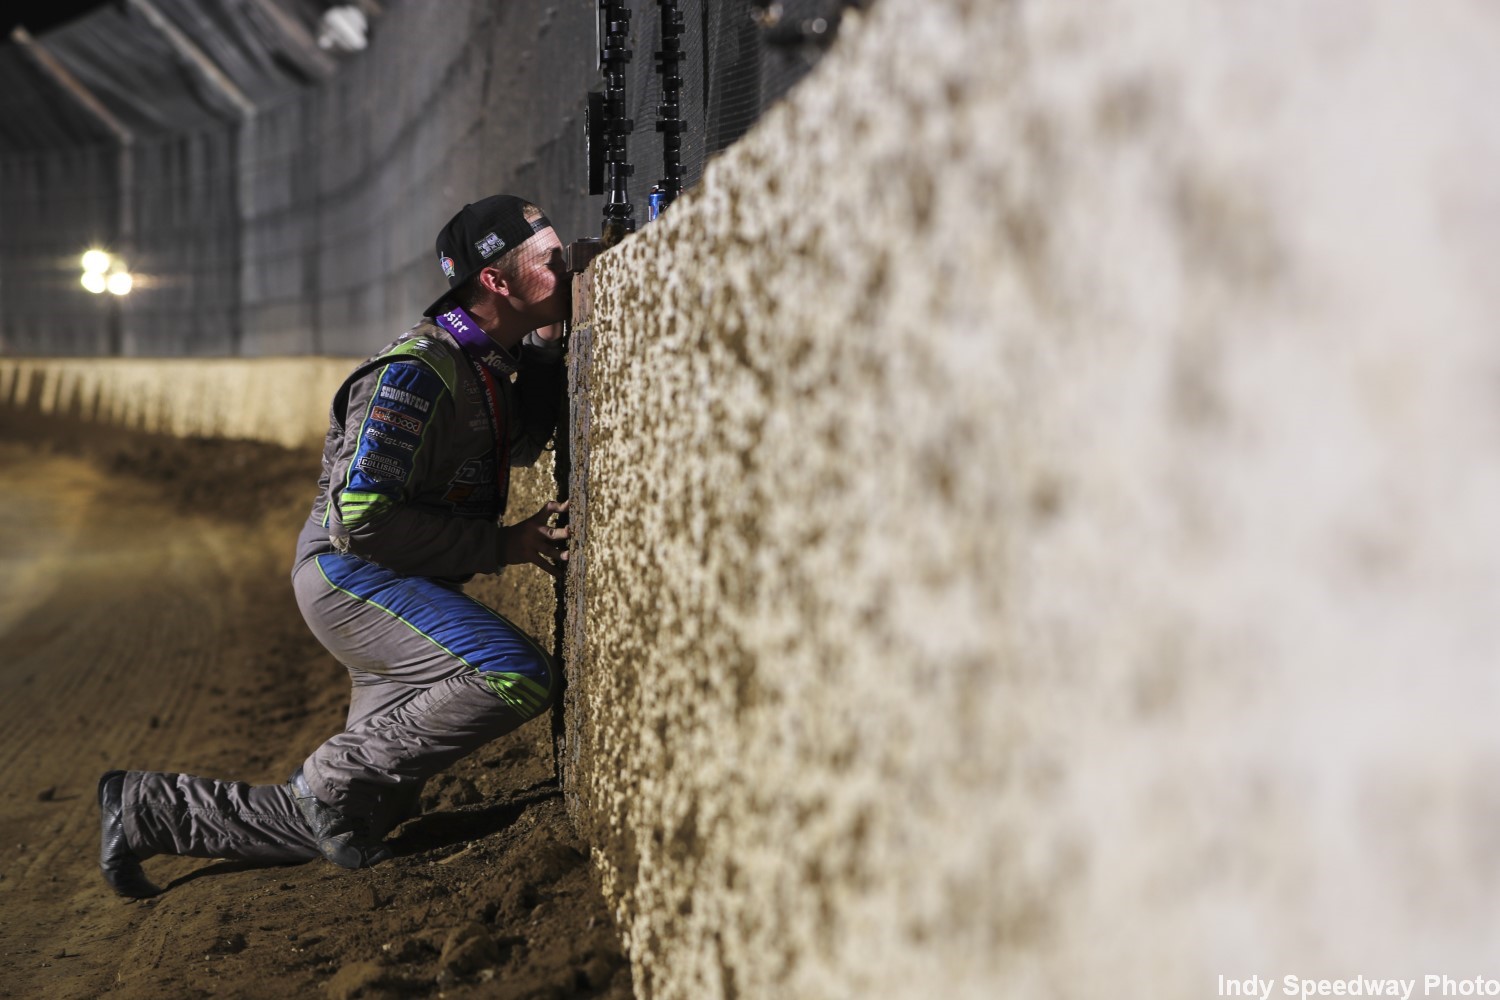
308, 670, 530, 831
292, 553, 555, 850
116, 771, 319, 866
341, 658, 432, 823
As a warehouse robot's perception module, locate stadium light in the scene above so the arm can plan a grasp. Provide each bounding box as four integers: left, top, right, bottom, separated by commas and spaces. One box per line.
80, 247, 135, 296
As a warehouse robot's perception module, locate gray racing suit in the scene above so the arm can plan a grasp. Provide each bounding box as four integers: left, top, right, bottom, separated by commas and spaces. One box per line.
120, 312, 564, 864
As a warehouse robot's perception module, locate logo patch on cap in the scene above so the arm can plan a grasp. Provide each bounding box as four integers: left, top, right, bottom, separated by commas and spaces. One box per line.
439, 255, 456, 279
475, 232, 505, 259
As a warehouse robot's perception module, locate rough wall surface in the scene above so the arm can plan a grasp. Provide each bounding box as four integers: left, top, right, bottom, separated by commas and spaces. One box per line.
565, 1, 1500, 998
466, 460, 564, 666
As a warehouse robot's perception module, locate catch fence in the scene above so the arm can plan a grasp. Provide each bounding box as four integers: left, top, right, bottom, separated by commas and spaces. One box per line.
0, 0, 856, 356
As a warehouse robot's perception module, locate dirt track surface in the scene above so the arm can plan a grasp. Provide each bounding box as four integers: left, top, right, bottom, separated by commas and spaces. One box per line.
0, 412, 630, 1000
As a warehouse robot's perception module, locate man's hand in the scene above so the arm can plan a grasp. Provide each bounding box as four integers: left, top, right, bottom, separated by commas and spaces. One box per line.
499, 499, 570, 578
531, 322, 564, 343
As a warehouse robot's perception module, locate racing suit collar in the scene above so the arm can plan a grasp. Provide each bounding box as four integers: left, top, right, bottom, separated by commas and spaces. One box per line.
432, 305, 519, 378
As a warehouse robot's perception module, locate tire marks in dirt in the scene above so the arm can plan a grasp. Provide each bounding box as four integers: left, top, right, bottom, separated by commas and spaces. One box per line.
0, 445, 325, 998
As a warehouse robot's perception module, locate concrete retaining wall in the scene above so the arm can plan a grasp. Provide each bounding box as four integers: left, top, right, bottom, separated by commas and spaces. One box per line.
563, 0, 1500, 998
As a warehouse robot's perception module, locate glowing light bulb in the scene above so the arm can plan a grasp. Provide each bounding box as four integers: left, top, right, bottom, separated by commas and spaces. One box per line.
81, 271, 107, 293
81, 250, 111, 273
106, 271, 133, 296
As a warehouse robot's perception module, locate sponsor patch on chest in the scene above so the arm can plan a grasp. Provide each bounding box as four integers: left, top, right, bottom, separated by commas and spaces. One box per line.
443, 456, 499, 511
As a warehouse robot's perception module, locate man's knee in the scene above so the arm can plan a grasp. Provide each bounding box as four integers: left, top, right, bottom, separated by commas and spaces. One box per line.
477, 647, 555, 720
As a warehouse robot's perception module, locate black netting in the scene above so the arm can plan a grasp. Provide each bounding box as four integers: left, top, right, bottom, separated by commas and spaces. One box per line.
604, 0, 846, 232
0, 0, 849, 357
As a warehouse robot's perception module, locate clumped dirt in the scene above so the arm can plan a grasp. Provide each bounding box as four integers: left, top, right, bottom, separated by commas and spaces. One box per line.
0, 408, 632, 1000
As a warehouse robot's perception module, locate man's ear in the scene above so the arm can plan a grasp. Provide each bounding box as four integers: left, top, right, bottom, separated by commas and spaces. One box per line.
478, 265, 512, 299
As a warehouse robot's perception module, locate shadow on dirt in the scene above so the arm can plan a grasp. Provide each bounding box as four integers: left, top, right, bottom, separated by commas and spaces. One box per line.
392, 783, 561, 857
165, 859, 293, 891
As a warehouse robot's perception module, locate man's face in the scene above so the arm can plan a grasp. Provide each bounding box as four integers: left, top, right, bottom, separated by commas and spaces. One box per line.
505, 227, 569, 327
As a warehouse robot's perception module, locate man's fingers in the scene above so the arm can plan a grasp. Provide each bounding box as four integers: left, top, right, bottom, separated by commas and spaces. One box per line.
532, 498, 571, 531
519, 505, 571, 578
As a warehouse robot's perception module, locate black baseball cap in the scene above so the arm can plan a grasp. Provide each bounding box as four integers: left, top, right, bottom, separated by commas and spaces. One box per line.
423, 195, 552, 316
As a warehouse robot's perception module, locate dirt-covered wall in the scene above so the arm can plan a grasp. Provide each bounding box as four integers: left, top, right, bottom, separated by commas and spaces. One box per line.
563, 0, 1500, 997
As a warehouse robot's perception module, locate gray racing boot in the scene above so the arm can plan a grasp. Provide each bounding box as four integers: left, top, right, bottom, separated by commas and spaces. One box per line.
98, 771, 162, 899
287, 767, 392, 869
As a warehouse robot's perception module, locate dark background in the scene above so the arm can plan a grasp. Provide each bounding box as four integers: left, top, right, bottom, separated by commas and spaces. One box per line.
0, 0, 845, 356
1, 0, 109, 36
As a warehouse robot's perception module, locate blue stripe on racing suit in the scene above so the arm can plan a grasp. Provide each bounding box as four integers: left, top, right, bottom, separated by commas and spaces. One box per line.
313, 552, 555, 717
337, 362, 446, 529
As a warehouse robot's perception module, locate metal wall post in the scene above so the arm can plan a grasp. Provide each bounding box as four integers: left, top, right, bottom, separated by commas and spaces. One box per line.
652, 0, 687, 217
592, 1, 637, 245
